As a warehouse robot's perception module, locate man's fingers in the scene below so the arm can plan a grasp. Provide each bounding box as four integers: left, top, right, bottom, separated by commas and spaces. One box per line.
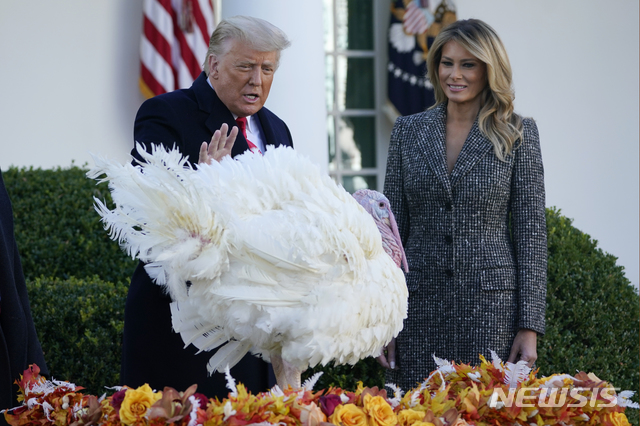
198, 141, 210, 164
219, 122, 229, 137
206, 124, 240, 163
210, 129, 222, 153
225, 126, 238, 149
217, 124, 228, 152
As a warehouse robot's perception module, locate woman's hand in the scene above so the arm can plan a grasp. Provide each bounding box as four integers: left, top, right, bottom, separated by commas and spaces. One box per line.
199, 123, 238, 164
376, 338, 396, 369
507, 329, 537, 367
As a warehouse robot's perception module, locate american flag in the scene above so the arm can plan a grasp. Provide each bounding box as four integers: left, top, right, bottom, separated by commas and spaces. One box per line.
140, 0, 216, 98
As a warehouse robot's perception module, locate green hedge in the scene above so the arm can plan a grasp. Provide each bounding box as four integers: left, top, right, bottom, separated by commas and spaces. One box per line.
3, 167, 638, 424
3, 165, 137, 283
538, 208, 639, 426
26, 276, 128, 396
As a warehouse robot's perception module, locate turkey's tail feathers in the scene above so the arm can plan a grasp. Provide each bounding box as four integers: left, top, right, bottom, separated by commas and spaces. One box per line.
170, 301, 228, 352
171, 301, 252, 373
89, 144, 231, 301
206, 340, 253, 375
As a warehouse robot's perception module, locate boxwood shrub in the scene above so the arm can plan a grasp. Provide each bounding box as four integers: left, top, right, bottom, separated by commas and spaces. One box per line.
3, 166, 638, 422
538, 207, 639, 425
26, 276, 128, 396
2, 165, 137, 283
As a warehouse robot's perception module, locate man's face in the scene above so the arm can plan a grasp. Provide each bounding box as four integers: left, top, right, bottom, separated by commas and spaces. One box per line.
207, 39, 278, 117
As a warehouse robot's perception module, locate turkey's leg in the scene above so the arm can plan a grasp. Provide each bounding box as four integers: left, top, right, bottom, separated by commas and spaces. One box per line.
271, 353, 301, 389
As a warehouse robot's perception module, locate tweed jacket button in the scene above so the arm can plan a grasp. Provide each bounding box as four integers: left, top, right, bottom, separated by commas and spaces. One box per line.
445, 202, 452, 211
445, 269, 454, 277
445, 235, 453, 244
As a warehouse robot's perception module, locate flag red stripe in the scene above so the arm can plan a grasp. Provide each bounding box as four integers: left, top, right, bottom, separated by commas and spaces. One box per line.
143, 16, 173, 66
191, 0, 211, 46
170, 11, 202, 80
140, 0, 214, 98
140, 62, 166, 96
157, 0, 172, 16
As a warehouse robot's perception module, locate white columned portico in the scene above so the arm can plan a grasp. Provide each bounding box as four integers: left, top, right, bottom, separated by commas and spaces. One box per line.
220, 1, 328, 173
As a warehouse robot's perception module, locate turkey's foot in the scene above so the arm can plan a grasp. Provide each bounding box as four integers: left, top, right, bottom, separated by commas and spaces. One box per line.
271, 354, 302, 390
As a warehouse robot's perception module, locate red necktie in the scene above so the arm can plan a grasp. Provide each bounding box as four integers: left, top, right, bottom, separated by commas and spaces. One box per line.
235, 117, 262, 154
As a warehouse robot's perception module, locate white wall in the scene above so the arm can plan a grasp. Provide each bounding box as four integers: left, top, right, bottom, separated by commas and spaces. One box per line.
220, 0, 327, 170
0, 0, 637, 288
0, 1, 143, 169
0, 0, 326, 170
453, 0, 639, 288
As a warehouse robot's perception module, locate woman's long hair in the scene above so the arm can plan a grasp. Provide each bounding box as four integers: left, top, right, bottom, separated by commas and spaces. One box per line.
426, 19, 523, 160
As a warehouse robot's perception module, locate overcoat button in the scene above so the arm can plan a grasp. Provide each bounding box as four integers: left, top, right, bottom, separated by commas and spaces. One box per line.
445, 269, 453, 277
445, 202, 452, 211
445, 235, 453, 244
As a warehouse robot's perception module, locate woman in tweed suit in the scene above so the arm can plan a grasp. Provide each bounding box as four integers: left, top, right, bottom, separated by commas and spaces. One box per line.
380, 19, 547, 390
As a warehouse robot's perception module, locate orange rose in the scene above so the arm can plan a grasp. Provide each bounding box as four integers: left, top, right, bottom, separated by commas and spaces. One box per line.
330, 404, 367, 426
603, 412, 631, 426
119, 384, 162, 425
362, 394, 397, 426
397, 409, 427, 426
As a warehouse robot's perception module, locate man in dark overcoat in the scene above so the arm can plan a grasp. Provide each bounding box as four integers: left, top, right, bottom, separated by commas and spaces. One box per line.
121, 16, 294, 398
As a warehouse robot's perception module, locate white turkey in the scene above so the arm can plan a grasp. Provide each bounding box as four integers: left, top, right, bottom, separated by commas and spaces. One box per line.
88, 144, 408, 389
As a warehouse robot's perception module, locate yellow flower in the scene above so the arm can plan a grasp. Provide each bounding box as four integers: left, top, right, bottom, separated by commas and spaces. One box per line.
119, 384, 162, 425
397, 409, 426, 426
603, 412, 631, 426
330, 403, 367, 426
363, 394, 397, 426
412, 422, 435, 426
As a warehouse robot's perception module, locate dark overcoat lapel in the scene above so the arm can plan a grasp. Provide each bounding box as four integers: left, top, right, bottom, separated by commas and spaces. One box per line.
192, 73, 290, 158
192, 74, 251, 158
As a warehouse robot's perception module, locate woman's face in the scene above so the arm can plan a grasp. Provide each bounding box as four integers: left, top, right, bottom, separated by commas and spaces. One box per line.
438, 40, 487, 108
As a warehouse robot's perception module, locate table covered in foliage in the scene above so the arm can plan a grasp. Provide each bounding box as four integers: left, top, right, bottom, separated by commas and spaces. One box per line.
4, 353, 637, 426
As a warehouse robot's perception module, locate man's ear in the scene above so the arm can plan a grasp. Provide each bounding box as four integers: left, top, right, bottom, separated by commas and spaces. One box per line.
208, 55, 220, 79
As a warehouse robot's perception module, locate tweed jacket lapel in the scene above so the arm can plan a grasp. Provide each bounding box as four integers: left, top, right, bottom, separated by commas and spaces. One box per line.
414, 104, 452, 196
450, 119, 493, 188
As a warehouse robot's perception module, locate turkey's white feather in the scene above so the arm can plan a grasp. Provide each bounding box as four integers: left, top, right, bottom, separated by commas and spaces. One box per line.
89, 145, 408, 374
504, 360, 532, 389
207, 340, 253, 375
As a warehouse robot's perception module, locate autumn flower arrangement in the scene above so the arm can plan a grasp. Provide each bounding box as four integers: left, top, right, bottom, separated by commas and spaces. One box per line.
3, 353, 637, 426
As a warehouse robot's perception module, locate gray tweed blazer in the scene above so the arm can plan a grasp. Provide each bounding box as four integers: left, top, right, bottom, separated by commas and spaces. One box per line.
383, 103, 547, 390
